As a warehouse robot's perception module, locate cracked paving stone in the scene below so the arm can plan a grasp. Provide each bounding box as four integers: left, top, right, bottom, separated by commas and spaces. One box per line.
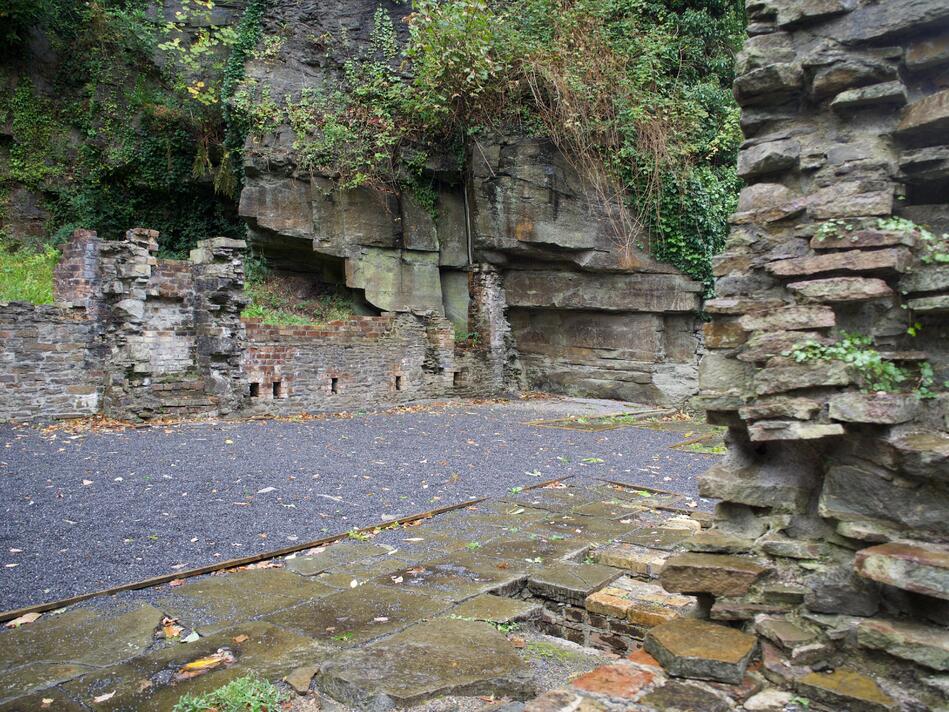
0, 662, 94, 704
60, 621, 327, 712
315, 556, 415, 589
795, 669, 897, 712
374, 552, 529, 601
527, 561, 621, 605
638, 680, 732, 712
263, 583, 452, 646
501, 489, 602, 513
158, 569, 335, 626
317, 619, 535, 709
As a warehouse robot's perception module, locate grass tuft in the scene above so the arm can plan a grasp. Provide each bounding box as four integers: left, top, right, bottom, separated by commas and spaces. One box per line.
172, 674, 286, 712
0, 245, 58, 304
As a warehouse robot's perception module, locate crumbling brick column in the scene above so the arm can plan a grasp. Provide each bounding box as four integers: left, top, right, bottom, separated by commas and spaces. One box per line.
468, 264, 524, 391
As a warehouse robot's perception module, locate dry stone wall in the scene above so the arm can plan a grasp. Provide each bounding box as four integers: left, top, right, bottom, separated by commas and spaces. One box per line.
676, 1, 949, 708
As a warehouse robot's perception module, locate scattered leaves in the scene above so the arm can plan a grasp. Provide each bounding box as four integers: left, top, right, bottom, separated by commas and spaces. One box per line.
5, 612, 41, 628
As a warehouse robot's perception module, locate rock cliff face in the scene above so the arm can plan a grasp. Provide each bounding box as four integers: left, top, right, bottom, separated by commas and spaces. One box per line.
678, 1, 949, 707
237, 0, 704, 407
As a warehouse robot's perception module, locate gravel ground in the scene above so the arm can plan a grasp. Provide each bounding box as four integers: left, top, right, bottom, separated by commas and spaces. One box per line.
0, 398, 718, 611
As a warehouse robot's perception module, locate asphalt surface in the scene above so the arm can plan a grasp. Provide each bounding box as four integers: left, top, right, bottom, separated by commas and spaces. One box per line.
0, 399, 719, 610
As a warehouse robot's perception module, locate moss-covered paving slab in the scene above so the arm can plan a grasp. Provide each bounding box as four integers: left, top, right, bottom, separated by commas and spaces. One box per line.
282, 541, 393, 576
477, 535, 590, 564
317, 619, 535, 709
0, 662, 93, 704
501, 488, 601, 513
158, 568, 335, 626
644, 618, 758, 685
618, 526, 694, 551
0, 603, 162, 671
448, 594, 542, 624
262, 583, 452, 646
314, 555, 414, 590
372, 552, 529, 601
527, 513, 637, 545
60, 621, 327, 712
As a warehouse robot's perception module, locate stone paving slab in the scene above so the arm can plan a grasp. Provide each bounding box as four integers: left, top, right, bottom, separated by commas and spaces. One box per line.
283, 541, 395, 576
527, 562, 621, 605
61, 621, 328, 711
0, 603, 162, 671
263, 583, 453, 646
374, 552, 530, 601
0, 687, 87, 712
158, 569, 336, 626
449, 594, 542, 624
317, 620, 535, 709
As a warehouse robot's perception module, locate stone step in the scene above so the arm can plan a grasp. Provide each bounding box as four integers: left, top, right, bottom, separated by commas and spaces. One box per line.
854, 541, 949, 600
584, 576, 694, 628
643, 618, 758, 685
754, 615, 830, 666
659, 553, 770, 597
526, 561, 621, 605
857, 617, 949, 671
592, 542, 670, 578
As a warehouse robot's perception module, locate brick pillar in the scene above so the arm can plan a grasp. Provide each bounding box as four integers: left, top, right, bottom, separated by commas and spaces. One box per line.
467, 264, 523, 391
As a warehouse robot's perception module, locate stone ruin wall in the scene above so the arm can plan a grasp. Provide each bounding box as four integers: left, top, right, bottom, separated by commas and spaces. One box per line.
679, 1, 949, 707
0, 229, 515, 423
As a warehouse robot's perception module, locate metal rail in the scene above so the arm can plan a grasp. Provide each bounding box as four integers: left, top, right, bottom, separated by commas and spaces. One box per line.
0, 475, 572, 623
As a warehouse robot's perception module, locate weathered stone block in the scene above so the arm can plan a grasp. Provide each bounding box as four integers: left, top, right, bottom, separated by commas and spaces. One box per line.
738, 330, 830, 363
594, 543, 669, 579
854, 542, 949, 600
857, 618, 949, 670
527, 562, 621, 605
831, 81, 907, 111
794, 669, 896, 712
739, 305, 835, 331
698, 460, 815, 513
740, 397, 822, 421
748, 420, 844, 442
829, 393, 919, 424
768, 248, 911, 278
820, 463, 949, 536
734, 64, 804, 106
703, 320, 747, 349
888, 431, 949, 481
754, 361, 851, 396
738, 138, 801, 178
659, 553, 769, 597
897, 89, 949, 142
787, 277, 893, 302
644, 618, 758, 684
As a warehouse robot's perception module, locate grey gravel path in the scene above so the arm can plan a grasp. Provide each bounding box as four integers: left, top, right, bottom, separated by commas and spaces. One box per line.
0, 398, 718, 610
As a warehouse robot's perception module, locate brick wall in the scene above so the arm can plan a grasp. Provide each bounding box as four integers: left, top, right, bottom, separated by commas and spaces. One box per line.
242, 313, 467, 415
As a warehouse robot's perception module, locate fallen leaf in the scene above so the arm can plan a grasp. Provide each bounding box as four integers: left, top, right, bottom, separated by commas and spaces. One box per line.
136, 679, 153, 693
5, 612, 41, 628
256, 486, 275, 494
161, 616, 184, 639
349, 579, 359, 588
172, 649, 235, 681
390, 575, 403, 583
169, 578, 186, 587
224, 439, 234, 445
233, 634, 249, 644
181, 631, 201, 643
373, 616, 389, 623
93, 691, 116, 703
41, 699, 54, 708
510, 636, 526, 648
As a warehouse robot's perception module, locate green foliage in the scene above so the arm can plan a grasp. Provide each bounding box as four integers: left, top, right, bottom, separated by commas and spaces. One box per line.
0, 245, 59, 304
0, 0, 255, 255
172, 674, 286, 712
242, 272, 354, 326
259, 0, 744, 291
788, 333, 939, 399
878, 216, 949, 265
